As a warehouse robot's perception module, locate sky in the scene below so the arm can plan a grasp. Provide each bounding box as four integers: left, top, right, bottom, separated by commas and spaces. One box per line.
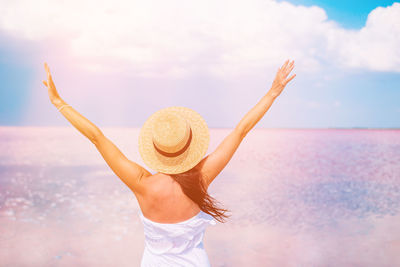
0, 0, 399, 129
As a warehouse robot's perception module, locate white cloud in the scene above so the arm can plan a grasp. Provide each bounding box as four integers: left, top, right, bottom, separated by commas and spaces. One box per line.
0, 0, 399, 78
331, 4, 400, 72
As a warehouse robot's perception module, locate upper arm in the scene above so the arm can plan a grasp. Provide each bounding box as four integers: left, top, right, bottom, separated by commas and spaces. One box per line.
197, 128, 245, 188
92, 132, 152, 195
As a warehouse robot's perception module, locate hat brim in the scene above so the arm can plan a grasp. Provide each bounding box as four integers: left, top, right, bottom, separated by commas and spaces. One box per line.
138, 106, 210, 174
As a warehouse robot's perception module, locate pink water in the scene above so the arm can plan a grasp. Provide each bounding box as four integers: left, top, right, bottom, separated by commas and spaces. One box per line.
0, 127, 399, 266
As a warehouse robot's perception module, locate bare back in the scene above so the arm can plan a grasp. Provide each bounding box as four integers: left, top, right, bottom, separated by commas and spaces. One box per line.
136, 128, 245, 224
136, 172, 201, 223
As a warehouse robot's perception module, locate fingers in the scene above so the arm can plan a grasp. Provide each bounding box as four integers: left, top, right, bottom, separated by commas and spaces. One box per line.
44, 62, 52, 80
282, 59, 295, 78
280, 59, 294, 74
287, 62, 294, 74
284, 59, 294, 71
284, 73, 296, 85
281, 59, 289, 70
42, 80, 48, 87
288, 60, 294, 70
275, 59, 296, 87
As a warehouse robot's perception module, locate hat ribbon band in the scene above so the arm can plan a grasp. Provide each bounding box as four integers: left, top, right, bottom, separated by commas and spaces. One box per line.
152, 127, 192, 157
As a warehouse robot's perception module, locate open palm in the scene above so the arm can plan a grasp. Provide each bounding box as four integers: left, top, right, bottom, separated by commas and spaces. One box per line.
42, 62, 61, 104
269, 59, 296, 98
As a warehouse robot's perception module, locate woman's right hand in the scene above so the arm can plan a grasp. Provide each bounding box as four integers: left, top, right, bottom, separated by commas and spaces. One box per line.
268, 59, 296, 98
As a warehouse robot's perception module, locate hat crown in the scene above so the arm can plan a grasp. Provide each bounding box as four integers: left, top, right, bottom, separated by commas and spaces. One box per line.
152, 113, 191, 154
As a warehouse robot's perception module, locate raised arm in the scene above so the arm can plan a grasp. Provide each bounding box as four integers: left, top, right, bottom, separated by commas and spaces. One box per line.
236, 59, 295, 136
42, 63, 151, 195
198, 59, 296, 189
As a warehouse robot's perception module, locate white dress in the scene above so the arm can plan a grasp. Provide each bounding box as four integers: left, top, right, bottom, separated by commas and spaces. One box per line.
138, 209, 217, 267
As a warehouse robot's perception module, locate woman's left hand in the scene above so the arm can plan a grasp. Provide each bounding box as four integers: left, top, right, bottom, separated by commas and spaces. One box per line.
42, 62, 62, 105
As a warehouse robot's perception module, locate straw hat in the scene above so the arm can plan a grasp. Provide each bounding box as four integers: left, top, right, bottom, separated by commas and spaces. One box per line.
138, 106, 210, 174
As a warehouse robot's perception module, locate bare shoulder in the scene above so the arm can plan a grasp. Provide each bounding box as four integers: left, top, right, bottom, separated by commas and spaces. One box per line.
137, 172, 173, 195
134, 172, 165, 207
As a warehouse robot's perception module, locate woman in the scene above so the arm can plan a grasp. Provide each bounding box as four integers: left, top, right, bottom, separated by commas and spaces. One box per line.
42, 59, 295, 266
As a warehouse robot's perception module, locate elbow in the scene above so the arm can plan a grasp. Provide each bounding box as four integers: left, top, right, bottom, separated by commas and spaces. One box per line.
91, 129, 104, 145
234, 126, 248, 140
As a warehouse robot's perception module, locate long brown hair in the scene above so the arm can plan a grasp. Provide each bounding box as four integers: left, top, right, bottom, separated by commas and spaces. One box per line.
170, 165, 231, 223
